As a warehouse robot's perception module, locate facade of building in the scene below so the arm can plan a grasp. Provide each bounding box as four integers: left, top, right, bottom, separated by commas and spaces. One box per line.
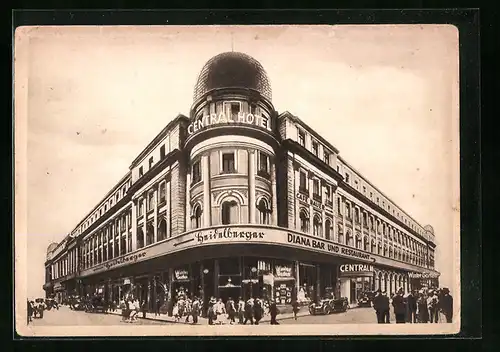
43, 52, 440, 310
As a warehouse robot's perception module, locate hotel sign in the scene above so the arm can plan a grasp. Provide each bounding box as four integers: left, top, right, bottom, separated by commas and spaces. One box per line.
296, 193, 325, 210
187, 112, 270, 136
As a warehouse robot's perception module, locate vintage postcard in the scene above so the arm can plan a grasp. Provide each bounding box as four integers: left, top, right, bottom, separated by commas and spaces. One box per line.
14, 24, 461, 336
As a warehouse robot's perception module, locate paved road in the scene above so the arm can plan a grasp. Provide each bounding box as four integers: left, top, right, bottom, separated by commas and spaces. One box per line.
279, 307, 385, 324
29, 305, 170, 326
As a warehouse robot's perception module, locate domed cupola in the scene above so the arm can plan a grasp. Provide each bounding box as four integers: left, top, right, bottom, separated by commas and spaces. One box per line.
192, 51, 272, 104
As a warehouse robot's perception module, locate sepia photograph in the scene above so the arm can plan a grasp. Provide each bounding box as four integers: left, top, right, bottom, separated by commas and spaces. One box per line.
14, 24, 460, 336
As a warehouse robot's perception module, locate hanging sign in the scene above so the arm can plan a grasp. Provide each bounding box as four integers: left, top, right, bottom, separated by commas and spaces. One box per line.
174, 269, 189, 281
274, 265, 293, 278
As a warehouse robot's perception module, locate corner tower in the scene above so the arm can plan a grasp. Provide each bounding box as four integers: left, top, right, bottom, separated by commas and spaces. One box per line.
184, 52, 279, 231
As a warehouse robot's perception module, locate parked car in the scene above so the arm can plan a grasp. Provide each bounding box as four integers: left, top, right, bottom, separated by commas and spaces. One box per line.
309, 296, 349, 315
357, 291, 375, 308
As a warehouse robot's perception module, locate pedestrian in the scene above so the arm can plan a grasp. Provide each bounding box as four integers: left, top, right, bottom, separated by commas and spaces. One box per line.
191, 297, 200, 324
243, 298, 254, 325
292, 299, 300, 321
155, 297, 161, 317
372, 289, 385, 323
253, 298, 263, 325
269, 300, 280, 325
405, 290, 417, 323
392, 288, 406, 324
141, 300, 147, 319
237, 297, 245, 324
207, 297, 217, 325
27, 300, 33, 324
226, 297, 236, 325
439, 288, 453, 323
381, 291, 390, 323
427, 290, 439, 323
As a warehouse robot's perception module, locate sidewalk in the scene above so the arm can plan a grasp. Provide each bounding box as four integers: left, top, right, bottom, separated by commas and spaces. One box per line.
106, 309, 311, 325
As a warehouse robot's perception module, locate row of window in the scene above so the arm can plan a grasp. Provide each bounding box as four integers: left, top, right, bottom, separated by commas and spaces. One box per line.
337, 197, 426, 253
190, 198, 272, 229
298, 169, 334, 203
340, 167, 426, 237
297, 128, 332, 166
138, 144, 168, 178
191, 151, 271, 184
137, 181, 167, 217
297, 209, 429, 267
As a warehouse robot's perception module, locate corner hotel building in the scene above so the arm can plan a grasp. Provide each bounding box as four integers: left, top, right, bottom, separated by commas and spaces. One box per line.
43, 52, 440, 310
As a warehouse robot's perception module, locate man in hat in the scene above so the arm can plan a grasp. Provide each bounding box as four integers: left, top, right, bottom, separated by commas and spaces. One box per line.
427, 290, 439, 323
207, 297, 217, 325
439, 288, 453, 323
243, 298, 254, 325
392, 288, 406, 324
269, 299, 280, 325
372, 289, 385, 324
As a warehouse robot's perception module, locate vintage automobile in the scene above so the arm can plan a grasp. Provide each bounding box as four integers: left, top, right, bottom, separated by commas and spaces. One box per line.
309, 296, 349, 315
357, 291, 375, 308
85, 295, 108, 313
69, 296, 86, 311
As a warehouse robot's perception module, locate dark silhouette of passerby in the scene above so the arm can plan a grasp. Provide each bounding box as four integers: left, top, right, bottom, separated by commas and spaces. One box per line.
243, 299, 254, 325
292, 299, 300, 320
416, 292, 429, 323
155, 298, 161, 316
191, 297, 200, 324
380, 291, 390, 323
27, 300, 33, 324
141, 300, 147, 319
405, 291, 417, 323
427, 291, 439, 323
207, 298, 216, 325
269, 300, 279, 325
439, 288, 453, 323
372, 289, 385, 323
392, 288, 406, 323
226, 297, 236, 324
253, 298, 263, 325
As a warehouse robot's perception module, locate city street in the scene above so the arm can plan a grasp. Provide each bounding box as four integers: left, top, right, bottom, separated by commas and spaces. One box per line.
29, 305, 170, 326
29, 305, 391, 326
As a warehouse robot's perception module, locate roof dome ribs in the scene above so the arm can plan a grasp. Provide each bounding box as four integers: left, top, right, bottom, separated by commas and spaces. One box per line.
193, 52, 272, 102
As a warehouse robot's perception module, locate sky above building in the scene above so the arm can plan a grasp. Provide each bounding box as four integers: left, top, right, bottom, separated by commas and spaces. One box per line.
16, 25, 459, 299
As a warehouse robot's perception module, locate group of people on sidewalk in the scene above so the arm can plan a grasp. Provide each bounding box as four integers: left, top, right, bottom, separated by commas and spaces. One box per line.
206, 296, 281, 325
119, 295, 147, 323
372, 287, 453, 324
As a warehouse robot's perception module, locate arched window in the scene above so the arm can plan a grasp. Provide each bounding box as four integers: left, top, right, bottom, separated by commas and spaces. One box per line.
192, 205, 202, 229
221, 200, 238, 225
324, 219, 332, 240
300, 209, 309, 233
257, 199, 270, 225
355, 235, 362, 249
346, 231, 354, 247
363, 237, 369, 251
158, 218, 167, 241
137, 228, 145, 249
371, 240, 376, 253
313, 215, 322, 236
146, 223, 155, 246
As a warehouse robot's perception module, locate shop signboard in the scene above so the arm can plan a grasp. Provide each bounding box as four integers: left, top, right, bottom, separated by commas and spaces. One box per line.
339, 263, 374, 278
274, 282, 293, 305
79, 225, 437, 278
274, 265, 293, 278
408, 272, 440, 279
174, 269, 189, 281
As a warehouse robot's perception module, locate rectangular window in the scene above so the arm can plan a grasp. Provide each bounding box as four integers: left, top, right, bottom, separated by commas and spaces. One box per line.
313, 179, 320, 196
149, 157, 154, 169
325, 185, 331, 203
299, 171, 308, 192
159, 182, 166, 203
138, 199, 144, 216
160, 145, 166, 159
337, 197, 342, 214
363, 186, 366, 193
258, 152, 269, 176
298, 130, 305, 147
192, 160, 201, 183
148, 191, 155, 211
139, 166, 144, 177
345, 203, 351, 219
222, 153, 236, 173
230, 102, 240, 118
324, 152, 330, 165
312, 141, 319, 156
345, 173, 350, 183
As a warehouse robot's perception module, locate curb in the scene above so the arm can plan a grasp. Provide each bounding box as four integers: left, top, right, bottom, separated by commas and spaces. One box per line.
106, 310, 311, 325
